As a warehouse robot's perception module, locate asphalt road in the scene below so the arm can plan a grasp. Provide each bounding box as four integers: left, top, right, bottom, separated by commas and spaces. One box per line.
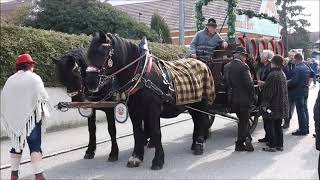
1, 84, 319, 179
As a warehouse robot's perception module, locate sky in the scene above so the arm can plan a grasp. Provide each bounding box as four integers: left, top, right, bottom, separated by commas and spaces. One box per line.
1, 0, 318, 32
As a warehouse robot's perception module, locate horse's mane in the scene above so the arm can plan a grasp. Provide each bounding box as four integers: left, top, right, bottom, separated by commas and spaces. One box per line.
107, 34, 140, 66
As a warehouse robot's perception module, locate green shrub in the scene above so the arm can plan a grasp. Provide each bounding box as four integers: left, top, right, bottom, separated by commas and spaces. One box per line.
24, 0, 159, 41
0, 25, 188, 87
151, 13, 172, 44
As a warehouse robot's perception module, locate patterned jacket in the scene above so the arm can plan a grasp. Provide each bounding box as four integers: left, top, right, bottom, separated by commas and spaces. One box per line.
261, 68, 289, 119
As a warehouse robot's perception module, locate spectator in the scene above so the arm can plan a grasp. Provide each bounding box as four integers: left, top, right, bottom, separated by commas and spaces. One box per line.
260, 55, 289, 152
257, 50, 274, 144
310, 59, 318, 85
288, 53, 311, 136
282, 51, 296, 129
0, 54, 51, 180
313, 89, 320, 177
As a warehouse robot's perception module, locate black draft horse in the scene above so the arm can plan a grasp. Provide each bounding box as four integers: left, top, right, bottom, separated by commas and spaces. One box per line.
53, 49, 119, 161
85, 32, 212, 170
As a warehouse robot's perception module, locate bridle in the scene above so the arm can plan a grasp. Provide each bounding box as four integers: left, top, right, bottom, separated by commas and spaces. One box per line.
85, 41, 149, 99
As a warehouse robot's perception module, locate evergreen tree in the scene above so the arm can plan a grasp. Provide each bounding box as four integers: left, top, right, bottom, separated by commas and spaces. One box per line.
276, 0, 311, 55
150, 13, 172, 44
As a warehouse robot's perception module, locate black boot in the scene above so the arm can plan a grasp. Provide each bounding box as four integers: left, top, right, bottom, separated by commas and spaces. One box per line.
282, 119, 290, 129
244, 138, 254, 152
235, 141, 246, 151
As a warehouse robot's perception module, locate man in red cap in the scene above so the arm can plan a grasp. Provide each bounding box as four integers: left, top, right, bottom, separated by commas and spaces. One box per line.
1, 54, 50, 180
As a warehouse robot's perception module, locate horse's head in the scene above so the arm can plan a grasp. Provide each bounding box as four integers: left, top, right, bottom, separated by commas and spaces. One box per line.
53, 52, 84, 98
86, 32, 118, 92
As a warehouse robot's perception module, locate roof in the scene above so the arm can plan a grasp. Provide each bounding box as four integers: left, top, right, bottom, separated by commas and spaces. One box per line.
0, 0, 32, 16
114, 0, 262, 31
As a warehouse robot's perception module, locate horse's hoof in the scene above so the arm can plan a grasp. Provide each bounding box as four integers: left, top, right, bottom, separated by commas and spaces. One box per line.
151, 164, 163, 170
107, 155, 118, 162
127, 156, 142, 168
193, 143, 204, 155
84, 153, 95, 159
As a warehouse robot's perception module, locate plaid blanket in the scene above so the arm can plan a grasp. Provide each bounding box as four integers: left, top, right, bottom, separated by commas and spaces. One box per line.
162, 58, 215, 105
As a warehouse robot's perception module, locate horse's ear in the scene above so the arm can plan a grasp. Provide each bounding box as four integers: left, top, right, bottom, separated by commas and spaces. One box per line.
99, 31, 107, 43
52, 57, 59, 64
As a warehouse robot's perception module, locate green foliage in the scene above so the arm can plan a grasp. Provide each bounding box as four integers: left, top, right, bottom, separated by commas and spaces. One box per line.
150, 13, 172, 44
236, 9, 278, 24
0, 25, 188, 87
2, 3, 33, 26
288, 27, 312, 58
276, 0, 311, 55
24, 0, 158, 41
227, 0, 237, 42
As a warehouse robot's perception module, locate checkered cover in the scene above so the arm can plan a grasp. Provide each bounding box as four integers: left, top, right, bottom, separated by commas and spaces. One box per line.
162, 58, 215, 105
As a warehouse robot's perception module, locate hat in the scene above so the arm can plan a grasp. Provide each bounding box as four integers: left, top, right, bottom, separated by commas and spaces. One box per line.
206, 18, 217, 27
233, 46, 248, 55
16, 54, 37, 65
271, 55, 284, 67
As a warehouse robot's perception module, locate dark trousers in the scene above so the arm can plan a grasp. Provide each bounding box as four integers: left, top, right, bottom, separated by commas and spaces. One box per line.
236, 110, 251, 142
262, 117, 271, 140
267, 118, 283, 148
285, 93, 295, 123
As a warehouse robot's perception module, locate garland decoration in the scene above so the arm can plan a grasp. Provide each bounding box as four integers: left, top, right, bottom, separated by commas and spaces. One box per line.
195, 0, 278, 35
227, 0, 237, 42
236, 9, 278, 24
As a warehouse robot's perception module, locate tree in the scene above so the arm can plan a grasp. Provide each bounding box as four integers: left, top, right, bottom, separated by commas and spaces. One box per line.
150, 13, 172, 44
276, 0, 311, 55
24, 0, 158, 41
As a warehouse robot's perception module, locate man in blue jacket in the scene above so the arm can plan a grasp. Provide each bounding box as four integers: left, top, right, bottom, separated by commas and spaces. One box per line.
190, 18, 228, 60
287, 53, 311, 135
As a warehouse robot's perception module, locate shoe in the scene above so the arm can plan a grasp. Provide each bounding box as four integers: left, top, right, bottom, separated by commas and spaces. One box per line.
258, 138, 268, 143
292, 130, 309, 136
276, 147, 283, 151
262, 147, 277, 152
245, 138, 254, 152
282, 122, 289, 129
235, 142, 247, 151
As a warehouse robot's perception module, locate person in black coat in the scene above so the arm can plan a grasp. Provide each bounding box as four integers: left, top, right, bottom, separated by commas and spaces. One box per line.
224, 47, 255, 152
260, 55, 289, 152
314, 90, 320, 176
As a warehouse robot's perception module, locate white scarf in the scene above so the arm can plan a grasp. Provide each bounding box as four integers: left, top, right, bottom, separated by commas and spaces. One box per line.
1, 71, 51, 152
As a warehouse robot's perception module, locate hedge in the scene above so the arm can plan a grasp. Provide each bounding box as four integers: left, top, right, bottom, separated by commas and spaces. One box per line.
0, 25, 188, 87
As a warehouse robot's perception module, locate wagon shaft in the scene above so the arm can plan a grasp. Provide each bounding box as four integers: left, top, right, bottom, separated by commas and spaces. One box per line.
57, 101, 118, 109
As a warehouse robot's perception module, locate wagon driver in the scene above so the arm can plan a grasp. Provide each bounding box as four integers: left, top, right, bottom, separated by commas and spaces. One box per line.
1, 54, 51, 180
190, 18, 228, 60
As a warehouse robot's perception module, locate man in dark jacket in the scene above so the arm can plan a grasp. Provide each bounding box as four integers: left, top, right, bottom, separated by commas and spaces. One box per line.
288, 53, 311, 135
190, 18, 228, 60
314, 89, 320, 177
257, 50, 273, 143
224, 47, 255, 152
283, 51, 296, 129
260, 55, 289, 152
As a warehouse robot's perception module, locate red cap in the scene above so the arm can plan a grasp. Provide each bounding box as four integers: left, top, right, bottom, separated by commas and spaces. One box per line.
16, 54, 37, 65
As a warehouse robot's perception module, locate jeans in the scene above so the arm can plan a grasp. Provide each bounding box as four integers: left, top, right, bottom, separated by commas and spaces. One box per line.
285, 93, 295, 122
293, 94, 309, 133
10, 122, 42, 154
268, 119, 283, 148
304, 90, 309, 125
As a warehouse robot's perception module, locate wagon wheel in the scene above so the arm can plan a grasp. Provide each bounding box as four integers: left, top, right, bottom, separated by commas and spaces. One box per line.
249, 115, 259, 134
